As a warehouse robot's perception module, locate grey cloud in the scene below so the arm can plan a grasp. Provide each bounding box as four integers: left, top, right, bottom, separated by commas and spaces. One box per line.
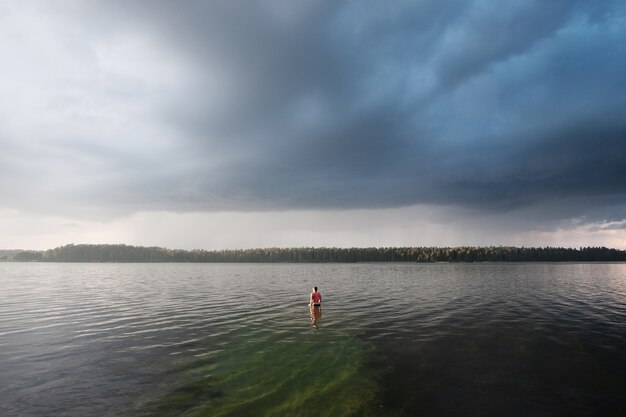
1, 0, 625, 227
430, 0, 578, 91
601, 221, 626, 231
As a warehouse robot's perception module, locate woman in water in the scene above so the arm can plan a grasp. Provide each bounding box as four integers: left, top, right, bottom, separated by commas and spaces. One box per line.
310, 286, 322, 307
309, 286, 322, 328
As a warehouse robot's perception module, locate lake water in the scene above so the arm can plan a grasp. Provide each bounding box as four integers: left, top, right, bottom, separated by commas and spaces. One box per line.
1, 263, 625, 416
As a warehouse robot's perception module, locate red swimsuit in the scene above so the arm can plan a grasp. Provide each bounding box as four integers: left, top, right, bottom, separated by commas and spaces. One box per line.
311, 292, 321, 305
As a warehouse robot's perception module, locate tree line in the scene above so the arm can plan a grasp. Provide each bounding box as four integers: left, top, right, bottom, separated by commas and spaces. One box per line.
1, 244, 625, 263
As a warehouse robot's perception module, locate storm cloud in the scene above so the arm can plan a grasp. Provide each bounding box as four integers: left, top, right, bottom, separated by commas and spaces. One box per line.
1, 0, 625, 223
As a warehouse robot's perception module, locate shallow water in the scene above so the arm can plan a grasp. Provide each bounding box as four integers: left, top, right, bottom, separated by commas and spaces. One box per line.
0, 263, 625, 416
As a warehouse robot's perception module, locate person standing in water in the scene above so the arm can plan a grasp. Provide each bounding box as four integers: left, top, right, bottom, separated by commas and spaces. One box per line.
309, 286, 322, 329
310, 286, 322, 307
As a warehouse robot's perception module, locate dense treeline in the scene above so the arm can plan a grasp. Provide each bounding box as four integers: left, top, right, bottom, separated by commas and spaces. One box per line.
2, 244, 626, 263
0, 249, 26, 262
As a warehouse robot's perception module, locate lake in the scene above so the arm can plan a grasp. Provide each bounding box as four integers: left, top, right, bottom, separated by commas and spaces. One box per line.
1, 263, 625, 416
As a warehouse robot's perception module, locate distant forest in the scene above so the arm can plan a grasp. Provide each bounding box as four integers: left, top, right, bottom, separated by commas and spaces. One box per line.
1, 244, 625, 263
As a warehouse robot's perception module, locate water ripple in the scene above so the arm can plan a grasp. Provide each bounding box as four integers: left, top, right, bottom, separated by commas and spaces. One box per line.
1, 263, 626, 416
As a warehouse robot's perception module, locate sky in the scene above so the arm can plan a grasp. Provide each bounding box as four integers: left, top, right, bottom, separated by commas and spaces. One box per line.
1, 0, 626, 250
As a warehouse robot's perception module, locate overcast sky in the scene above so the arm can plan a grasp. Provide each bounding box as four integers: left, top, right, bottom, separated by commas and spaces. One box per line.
1, 0, 626, 250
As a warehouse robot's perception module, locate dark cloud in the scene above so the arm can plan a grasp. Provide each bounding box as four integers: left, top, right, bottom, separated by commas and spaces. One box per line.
1, 0, 625, 225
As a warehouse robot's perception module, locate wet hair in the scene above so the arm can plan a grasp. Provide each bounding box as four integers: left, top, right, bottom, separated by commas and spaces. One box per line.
314, 286, 318, 292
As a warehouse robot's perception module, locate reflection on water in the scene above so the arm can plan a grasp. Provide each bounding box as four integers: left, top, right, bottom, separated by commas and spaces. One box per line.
309, 306, 322, 329
1, 263, 625, 416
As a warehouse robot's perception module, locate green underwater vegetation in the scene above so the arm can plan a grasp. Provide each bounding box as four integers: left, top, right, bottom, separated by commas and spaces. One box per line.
138, 323, 385, 417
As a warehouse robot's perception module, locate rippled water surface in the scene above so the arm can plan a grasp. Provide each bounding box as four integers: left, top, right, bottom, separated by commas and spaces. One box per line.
1, 263, 625, 416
